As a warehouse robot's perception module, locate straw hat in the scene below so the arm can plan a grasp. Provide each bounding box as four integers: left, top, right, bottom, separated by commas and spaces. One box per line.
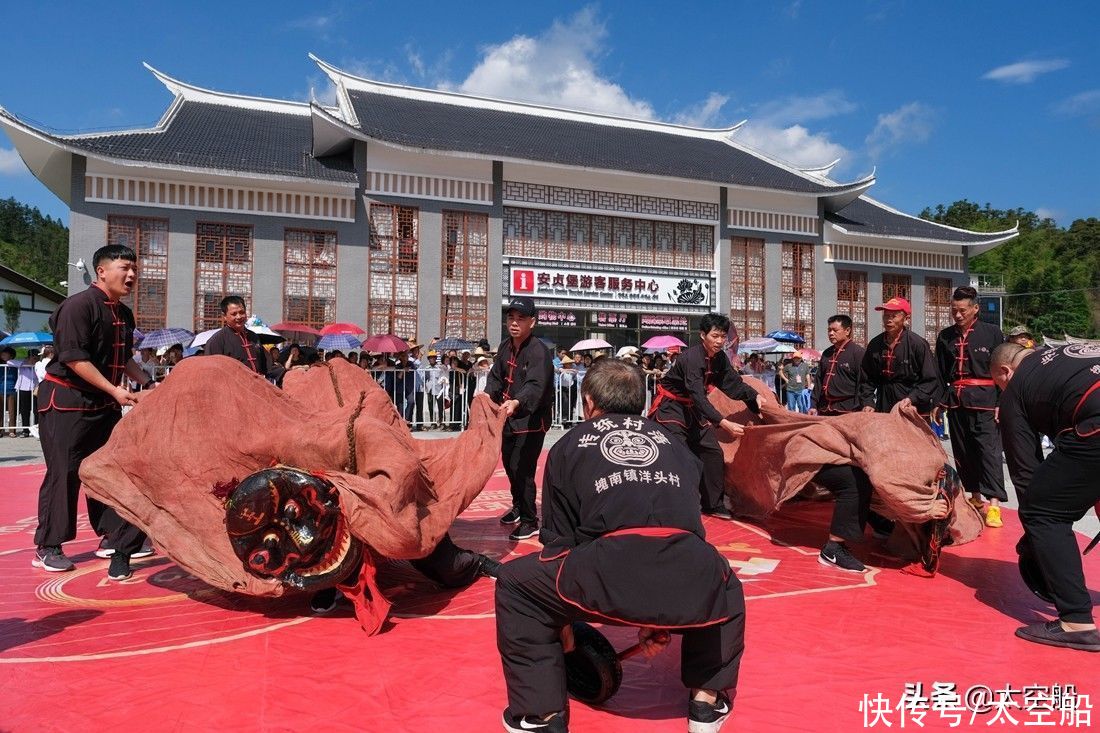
561, 355, 575, 365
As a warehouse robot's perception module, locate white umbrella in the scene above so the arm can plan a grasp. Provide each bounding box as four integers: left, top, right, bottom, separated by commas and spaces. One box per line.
189, 329, 222, 348
571, 338, 613, 352
247, 324, 286, 345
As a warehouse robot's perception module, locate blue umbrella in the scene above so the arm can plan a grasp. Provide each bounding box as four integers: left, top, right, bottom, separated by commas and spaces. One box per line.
0, 331, 54, 348
133, 328, 145, 343
764, 329, 805, 344
317, 333, 362, 351
138, 328, 195, 351
432, 337, 476, 352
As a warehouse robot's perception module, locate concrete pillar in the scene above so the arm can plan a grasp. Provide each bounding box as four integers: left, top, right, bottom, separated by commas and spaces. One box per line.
716, 187, 729, 313
487, 161, 505, 342
418, 208, 443, 342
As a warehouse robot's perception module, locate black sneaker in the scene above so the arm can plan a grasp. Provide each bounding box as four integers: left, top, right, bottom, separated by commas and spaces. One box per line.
688, 691, 732, 733
31, 546, 74, 572
818, 541, 866, 573
95, 538, 156, 559
477, 554, 502, 579
502, 709, 568, 733
310, 587, 342, 614
509, 521, 539, 541
499, 508, 522, 525
107, 554, 133, 581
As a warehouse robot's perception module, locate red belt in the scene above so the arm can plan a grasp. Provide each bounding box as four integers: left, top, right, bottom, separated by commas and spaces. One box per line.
44, 373, 82, 390
953, 377, 994, 396
648, 384, 693, 418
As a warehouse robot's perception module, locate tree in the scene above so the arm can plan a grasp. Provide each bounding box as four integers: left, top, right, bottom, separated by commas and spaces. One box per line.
2, 294, 21, 333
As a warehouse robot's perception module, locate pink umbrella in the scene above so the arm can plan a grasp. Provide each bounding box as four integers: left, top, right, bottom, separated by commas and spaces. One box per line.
641, 334, 687, 350
320, 322, 366, 336
272, 321, 321, 344
798, 348, 823, 360
361, 333, 410, 353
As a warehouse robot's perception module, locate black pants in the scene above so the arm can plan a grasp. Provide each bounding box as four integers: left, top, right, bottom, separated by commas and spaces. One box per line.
814, 465, 872, 542
408, 533, 481, 588
496, 553, 745, 716
34, 388, 146, 554
948, 408, 1007, 501
559, 385, 576, 424
1018, 432, 1100, 624
654, 403, 726, 512
17, 390, 34, 435
427, 394, 445, 425
503, 430, 546, 523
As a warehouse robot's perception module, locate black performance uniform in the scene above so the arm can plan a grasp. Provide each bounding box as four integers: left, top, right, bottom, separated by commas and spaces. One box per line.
861, 329, 942, 414
811, 340, 869, 415
495, 414, 746, 716
204, 326, 286, 384
999, 345, 1100, 625
650, 343, 758, 512
935, 320, 1006, 501
34, 285, 147, 554
485, 334, 554, 523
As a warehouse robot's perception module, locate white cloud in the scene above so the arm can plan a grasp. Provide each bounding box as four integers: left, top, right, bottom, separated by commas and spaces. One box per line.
1053, 89, 1100, 116
736, 123, 849, 169
865, 102, 935, 159
1035, 207, 1062, 223
452, 7, 656, 120
0, 147, 27, 176
672, 93, 730, 128
785, 1, 803, 19
754, 91, 856, 125
982, 59, 1070, 84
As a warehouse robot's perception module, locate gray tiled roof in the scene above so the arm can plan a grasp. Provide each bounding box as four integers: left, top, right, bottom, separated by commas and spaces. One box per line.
60, 102, 357, 183
828, 197, 1011, 243
345, 90, 853, 194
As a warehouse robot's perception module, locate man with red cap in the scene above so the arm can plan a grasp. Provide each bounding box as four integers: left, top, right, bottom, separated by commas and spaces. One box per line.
860, 297, 941, 415
933, 286, 1007, 528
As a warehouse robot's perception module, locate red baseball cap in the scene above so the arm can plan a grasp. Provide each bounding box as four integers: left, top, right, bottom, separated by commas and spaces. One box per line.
874, 297, 911, 315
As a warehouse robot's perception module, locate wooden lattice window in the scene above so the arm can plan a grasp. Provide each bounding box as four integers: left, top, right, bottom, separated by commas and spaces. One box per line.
194, 222, 252, 331
500, 206, 713, 269
441, 211, 489, 340
781, 241, 815, 348
368, 204, 419, 339
284, 229, 337, 330
836, 270, 868, 344
882, 273, 911, 303
729, 237, 765, 339
924, 276, 954, 346
107, 215, 168, 331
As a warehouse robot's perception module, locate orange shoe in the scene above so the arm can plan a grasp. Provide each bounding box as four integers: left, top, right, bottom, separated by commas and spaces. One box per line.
985, 505, 1003, 528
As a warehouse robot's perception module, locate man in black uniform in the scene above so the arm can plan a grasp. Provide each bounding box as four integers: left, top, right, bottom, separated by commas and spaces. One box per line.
204, 295, 286, 384
810, 314, 869, 416
33, 244, 150, 580
992, 342, 1100, 652
495, 359, 745, 733
650, 312, 758, 519
486, 296, 554, 541
861, 297, 941, 414
933, 286, 1006, 528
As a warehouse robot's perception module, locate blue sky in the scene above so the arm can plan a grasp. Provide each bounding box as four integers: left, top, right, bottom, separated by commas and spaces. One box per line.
1, 1, 1097, 227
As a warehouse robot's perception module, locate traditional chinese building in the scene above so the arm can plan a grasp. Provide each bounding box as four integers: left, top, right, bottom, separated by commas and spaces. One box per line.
0, 58, 1017, 349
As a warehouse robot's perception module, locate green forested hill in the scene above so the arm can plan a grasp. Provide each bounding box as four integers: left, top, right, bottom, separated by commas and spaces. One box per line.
921, 200, 1100, 338
0, 197, 68, 291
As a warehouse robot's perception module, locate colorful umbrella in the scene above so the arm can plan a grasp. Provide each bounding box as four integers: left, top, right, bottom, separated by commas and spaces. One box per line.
0, 331, 53, 348
738, 337, 779, 353
271, 322, 321, 344
570, 338, 613, 352
137, 328, 194, 351
798, 348, 823, 360
361, 333, 409, 353
641, 334, 687, 350
317, 334, 363, 352
320, 322, 366, 336
247, 324, 285, 345
764, 329, 805, 344
432, 338, 476, 352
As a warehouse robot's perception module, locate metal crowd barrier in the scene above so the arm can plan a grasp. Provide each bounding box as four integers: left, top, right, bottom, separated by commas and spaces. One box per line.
0, 363, 40, 437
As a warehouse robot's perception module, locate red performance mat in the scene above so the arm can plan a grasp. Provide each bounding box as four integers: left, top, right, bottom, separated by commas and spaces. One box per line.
2, 461, 1097, 732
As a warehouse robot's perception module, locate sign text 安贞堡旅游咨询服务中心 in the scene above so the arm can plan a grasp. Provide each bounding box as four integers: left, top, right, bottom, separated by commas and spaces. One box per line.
509, 265, 713, 307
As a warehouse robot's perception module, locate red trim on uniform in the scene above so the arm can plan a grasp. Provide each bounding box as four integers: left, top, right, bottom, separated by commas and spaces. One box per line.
821, 340, 848, 414
601, 526, 689, 540
233, 329, 260, 373
647, 384, 694, 427
538, 547, 571, 562
882, 330, 904, 378
38, 378, 114, 413
1070, 379, 1100, 438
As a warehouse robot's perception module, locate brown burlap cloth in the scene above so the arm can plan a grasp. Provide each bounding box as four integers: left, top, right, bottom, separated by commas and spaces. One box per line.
710, 376, 983, 563
79, 357, 506, 604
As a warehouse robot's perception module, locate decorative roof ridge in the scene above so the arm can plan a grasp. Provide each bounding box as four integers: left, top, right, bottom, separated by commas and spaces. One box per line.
143, 62, 318, 117
715, 132, 870, 191
854, 195, 1020, 238
799, 158, 842, 179
309, 53, 746, 141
